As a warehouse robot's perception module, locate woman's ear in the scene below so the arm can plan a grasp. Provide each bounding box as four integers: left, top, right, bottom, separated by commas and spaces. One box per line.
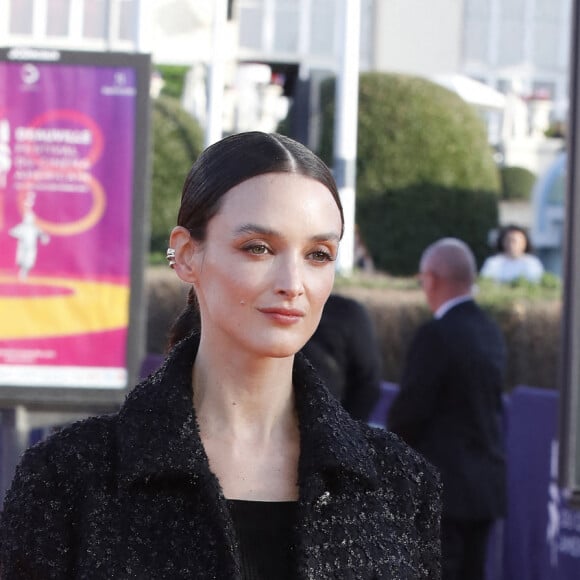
169, 226, 201, 283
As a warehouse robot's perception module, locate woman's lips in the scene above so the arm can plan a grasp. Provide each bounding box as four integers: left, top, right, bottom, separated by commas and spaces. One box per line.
258, 307, 305, 324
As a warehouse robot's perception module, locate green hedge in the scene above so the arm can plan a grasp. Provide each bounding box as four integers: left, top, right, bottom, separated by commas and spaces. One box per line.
150, 96, 204, 254
155, 64, 190, 100
316, 72, 501, 275
319, 72, 501, 198
334, 273, 562, 392
356, 185, 499, 275
500, 166, 536, 200
145, 268, 562, 392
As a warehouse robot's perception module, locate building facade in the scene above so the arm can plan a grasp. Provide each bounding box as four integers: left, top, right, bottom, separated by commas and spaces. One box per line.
0, 0, 143, 52
0, 0, 572, 163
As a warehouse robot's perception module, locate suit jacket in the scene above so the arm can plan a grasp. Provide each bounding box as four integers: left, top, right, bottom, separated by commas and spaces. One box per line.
1, 332, 441, 579
301, 294, 382, 421
388, 299, 507, 521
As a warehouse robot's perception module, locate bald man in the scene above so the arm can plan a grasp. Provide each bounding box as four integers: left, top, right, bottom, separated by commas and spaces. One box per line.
388, 238, 507, 580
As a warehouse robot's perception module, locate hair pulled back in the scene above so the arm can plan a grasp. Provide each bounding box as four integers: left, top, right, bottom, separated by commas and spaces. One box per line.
167, 131, 344, 350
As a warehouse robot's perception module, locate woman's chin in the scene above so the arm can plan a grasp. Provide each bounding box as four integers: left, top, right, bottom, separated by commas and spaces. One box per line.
252, 338, 306, 360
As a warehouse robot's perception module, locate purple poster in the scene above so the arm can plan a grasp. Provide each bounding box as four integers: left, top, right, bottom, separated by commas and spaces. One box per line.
0, 59, 137, 388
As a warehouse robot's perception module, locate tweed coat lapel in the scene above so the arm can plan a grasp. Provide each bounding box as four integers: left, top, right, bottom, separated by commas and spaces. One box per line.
292, 353, 379, 500
115, 332, 383, 578
117, 332, 379, 491
116, 335, 205, 486
115, 334, 243, 578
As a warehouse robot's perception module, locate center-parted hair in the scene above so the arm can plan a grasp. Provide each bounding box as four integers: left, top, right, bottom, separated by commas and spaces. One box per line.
167, 131, 344, 350
178, 131, 344, 241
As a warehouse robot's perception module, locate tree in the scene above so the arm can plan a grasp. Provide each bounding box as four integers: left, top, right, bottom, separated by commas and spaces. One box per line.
150, 96, 204, 255
318, 72, 501, 274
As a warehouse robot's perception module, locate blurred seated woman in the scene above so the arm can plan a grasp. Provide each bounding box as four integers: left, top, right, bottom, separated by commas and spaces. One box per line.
480, 224, 544, 283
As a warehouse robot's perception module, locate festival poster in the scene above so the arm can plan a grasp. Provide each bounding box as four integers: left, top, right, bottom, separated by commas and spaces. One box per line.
0, 58, 138, 388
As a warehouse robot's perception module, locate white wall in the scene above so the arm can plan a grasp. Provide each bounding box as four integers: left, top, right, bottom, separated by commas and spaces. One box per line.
373, 0, 463, 75
148, 0, 237, 66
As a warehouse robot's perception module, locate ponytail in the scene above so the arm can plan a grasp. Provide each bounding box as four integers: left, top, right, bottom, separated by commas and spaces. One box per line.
165, 286, 201, 352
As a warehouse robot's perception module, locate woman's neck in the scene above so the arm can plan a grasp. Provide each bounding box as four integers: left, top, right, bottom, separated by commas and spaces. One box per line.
192, 340, 300, 501
192, 340, 297, 445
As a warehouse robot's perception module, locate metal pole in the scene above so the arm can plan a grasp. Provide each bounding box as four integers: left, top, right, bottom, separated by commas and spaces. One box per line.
333, 0, 361, 276
205, 0, 228, 147
558, 0, 580, 502
0, 407, 29, 503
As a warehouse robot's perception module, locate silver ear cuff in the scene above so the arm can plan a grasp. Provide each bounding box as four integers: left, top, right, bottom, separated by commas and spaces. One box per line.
166, 248, 176, 268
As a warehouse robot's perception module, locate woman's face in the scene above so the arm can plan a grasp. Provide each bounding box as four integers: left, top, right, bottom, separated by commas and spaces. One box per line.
180, 172, 342, 359
504, 230, 527, 258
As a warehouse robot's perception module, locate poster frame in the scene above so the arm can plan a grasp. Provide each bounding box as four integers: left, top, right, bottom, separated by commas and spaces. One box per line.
0, 47, 151, 410
559, 0, 580, 504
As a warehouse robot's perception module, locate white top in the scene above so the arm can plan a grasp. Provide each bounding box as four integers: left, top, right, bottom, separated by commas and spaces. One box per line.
480, 253, 544, 283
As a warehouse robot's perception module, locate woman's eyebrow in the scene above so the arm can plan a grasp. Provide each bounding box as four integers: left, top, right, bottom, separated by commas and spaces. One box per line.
234, 224, 340, 243
311, 232, 341, 243
234, 223, 277, 237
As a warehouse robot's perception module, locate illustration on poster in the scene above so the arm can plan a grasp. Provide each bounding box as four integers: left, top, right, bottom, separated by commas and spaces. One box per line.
8, 191, 50, 280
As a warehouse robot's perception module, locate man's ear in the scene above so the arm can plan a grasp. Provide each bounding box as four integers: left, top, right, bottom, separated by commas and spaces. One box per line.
169, 226, 201, 283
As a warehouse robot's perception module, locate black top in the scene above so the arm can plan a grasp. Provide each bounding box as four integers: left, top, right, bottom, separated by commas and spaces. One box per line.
227, 499, 297, 580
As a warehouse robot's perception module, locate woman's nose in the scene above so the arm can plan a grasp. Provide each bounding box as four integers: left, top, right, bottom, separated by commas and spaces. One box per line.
275, 255, 305, 297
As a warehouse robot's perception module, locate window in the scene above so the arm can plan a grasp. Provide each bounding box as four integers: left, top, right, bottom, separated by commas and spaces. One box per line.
273, 1, 298, 53
119, 0, 137, 41
83, 0, 107, 39
310, 0, 335, 57
47, 0, 71, 36
463, 19, 490, 63
498, 20, 525, 66
9, 0, 34, 34
239, 4, 264, 51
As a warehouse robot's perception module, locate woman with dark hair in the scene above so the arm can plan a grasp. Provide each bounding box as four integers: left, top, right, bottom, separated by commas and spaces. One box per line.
480, 223, 545, 283
1, 132, 440, 579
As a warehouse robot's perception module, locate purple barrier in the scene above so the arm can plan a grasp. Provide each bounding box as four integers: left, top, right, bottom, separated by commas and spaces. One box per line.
368, 381, 399, 429
373, 381, 504, 580
372, 382, 580, 580
503, 386, 580, 580
140, 352, 165, 379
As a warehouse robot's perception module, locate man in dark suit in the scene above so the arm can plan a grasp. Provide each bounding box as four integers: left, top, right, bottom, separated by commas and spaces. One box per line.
302, 294, 382, 422
388, 237, 507, 580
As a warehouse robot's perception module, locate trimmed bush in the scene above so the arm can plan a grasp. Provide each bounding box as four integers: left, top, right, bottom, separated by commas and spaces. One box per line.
333, 273, 562, 391
156, 64, 190, 100
356, 185, 498, 275
319, 73, 500, 196
500, 166, 536, 200
145, 267, 562, 392
150, 96, 204, 254
358, 289, 561, 393
318, 72, 501, 275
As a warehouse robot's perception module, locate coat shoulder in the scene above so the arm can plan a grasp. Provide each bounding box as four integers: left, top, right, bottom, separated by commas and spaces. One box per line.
10, 413, 117, 492
0, 414, 119, 576
357, 424, 442, 578
362, 423, 441, 490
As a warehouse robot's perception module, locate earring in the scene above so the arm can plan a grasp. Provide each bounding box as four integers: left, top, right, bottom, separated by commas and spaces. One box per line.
166, 248, 176, 268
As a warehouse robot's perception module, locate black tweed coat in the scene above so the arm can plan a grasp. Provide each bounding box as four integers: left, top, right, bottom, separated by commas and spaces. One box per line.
0, 333, 441, 579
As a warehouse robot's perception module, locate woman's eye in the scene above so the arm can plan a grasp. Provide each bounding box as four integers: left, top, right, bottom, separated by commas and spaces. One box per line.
246, 244, 270, 255
309, 250, 334, 263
